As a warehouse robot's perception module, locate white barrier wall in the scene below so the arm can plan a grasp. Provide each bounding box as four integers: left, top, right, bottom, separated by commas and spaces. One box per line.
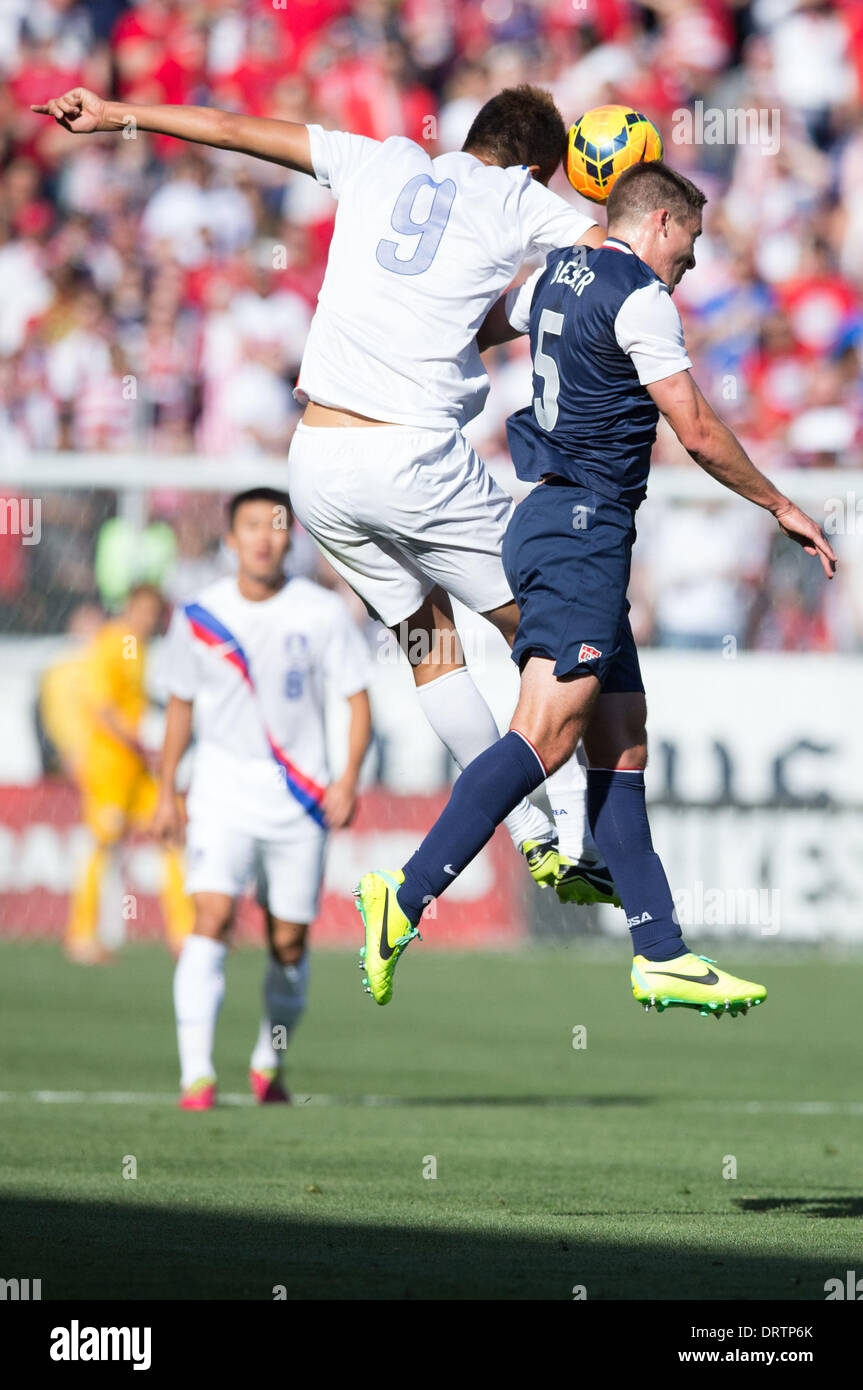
462, 636, 861, 941
0, 640, 858, 940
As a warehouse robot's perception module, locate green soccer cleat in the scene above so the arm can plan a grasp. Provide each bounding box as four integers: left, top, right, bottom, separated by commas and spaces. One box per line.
354, 869, 422, 1006
555, 858, 621, 907
631, 952, 767, 1018
521, 835, 562, 888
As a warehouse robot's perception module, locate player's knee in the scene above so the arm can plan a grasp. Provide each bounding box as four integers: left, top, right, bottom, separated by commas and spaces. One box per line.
515, 717, 580, 776
583, 727, 641, 767
513, 691, 586, 772
543, 726, 582, 775
89, 803, 126, 847
584, 693, 647, 769
616, 715, 648, 769
194, 917, 232, 942
192, 899, 233, 940
269, 924, 307, 965
619, 740, 647, 771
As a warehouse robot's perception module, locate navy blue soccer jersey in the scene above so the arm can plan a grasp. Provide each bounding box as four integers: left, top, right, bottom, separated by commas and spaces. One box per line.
505, 238, 692, 509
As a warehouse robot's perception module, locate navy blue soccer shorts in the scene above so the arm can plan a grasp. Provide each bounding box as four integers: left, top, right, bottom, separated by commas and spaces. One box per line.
502, 479, 645, 693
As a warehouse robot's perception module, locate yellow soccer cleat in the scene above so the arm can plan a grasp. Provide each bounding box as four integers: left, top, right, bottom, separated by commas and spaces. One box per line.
354, 869, 421, 1006
522, 836, 621, 906
631, 952, 767, 1019
521, 836, 562, 888
555, 858, 621, 907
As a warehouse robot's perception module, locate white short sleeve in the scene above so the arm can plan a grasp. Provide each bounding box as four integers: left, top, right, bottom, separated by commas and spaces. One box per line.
161, 608, 199, 701
305, 125, 382, 199
505, 264, 544, 334
518, 179, 597, 259
614, 281, 693, 385
322, 601, 373, 699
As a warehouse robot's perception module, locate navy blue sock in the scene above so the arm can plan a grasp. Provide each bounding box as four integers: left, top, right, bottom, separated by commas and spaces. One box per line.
397, 731, 546, 926
587, 768, 688, 961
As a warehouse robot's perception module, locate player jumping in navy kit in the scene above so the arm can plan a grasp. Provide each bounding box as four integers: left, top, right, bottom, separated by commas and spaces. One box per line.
356, 160, 837, 1015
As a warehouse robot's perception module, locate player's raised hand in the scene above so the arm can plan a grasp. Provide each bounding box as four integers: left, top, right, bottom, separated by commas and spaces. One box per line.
772, 501, 837, 579
30, 87, 108, 134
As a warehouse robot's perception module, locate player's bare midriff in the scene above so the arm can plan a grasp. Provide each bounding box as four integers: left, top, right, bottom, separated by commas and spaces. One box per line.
303, 402, 393, 427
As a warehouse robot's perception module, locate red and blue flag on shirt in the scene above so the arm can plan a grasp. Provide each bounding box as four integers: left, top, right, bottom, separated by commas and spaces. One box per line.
184, 602, 328, 828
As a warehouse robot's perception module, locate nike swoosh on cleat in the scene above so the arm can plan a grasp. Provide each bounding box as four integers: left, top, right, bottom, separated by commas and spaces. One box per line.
379, 892, 394, 961
443, 864, 456, 876
649, 967, 720, 986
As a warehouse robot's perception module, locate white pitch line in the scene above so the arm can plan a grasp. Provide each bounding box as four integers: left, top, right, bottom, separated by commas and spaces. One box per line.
715, 1100, 863, 1116
0, 1091, 433, 1108
0, 1091, 860, 1114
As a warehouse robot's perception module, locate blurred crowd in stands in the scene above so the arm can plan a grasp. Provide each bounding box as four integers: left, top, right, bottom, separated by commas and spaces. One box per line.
1, 0, 862, 649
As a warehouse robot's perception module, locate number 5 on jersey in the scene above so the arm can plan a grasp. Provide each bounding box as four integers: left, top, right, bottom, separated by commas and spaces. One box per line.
533, 307, 564, 431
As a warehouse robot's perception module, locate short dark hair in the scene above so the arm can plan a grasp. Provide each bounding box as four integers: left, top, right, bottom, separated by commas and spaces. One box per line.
607, 161, 707, 229
227, 486, 293, 529
463, 85, 567, 181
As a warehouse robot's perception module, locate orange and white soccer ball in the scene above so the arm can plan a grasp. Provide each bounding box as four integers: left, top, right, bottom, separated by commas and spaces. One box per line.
565, 105, 664, 204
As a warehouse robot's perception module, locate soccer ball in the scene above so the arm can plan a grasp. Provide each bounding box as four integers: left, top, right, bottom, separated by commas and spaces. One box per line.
565, 105, 664, 204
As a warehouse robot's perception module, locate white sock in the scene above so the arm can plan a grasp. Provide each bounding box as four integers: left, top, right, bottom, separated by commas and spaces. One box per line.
250, 952, 309, 1072
544, 744, 600, 863
417, 667, 552, 849
173, 933, 227, 1089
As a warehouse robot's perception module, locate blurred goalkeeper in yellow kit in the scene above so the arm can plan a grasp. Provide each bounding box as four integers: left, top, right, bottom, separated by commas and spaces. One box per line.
66, 584, 193, 963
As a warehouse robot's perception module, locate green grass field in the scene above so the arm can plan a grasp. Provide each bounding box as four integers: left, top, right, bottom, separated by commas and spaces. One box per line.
1, 941, 861, 1300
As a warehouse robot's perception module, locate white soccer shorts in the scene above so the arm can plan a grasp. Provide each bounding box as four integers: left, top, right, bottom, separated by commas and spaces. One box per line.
184, 816, 327, 925
286, 420, 515, 626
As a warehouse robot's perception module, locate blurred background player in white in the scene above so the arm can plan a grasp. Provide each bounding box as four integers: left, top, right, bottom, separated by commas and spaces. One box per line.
30, 81, 614, 908
152, 487, 372, 1110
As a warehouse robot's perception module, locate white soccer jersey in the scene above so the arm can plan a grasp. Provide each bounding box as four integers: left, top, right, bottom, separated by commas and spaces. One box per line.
162, 575, 372, 831
296, 126, 597, 430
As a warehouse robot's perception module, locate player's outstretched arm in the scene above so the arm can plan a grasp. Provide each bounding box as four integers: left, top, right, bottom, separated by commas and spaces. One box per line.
649, 370, 837, 579
30, 87, 314, 173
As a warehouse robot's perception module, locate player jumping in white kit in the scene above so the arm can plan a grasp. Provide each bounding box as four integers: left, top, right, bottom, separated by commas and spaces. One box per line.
153, 488, 372, 1109
33, 82, 615, 903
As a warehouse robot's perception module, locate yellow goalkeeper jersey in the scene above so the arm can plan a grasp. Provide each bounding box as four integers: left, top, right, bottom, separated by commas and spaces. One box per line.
40, 651, 93, 773
82, 620, 149, 788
